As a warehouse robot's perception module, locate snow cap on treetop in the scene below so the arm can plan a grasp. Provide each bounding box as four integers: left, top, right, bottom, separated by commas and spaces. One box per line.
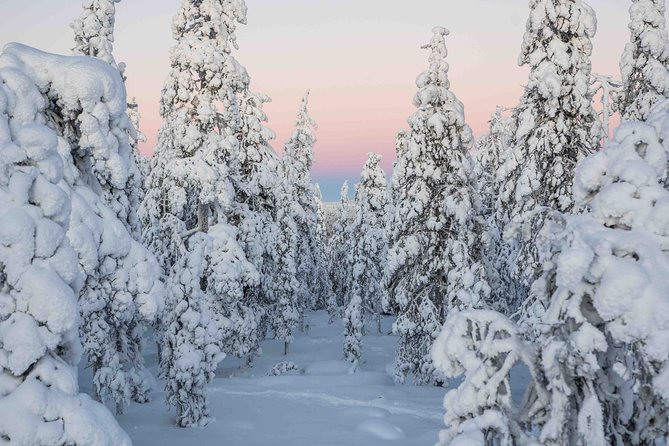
367, 152, 383, 163
296, 89, 317, 129
422, 26, 450, 52
418, 25, 452, 91
431, 26, 449, 36
340, 180, 350, 202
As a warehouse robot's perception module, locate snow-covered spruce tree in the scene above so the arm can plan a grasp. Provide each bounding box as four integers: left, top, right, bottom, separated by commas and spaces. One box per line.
270, 167, 301, 355
160, 215, 257, 428
473, 108, 517, 313
71, 0, 120, 68
158, 198, 258, 428
71, 5, 158, 402
206, 224, 260, 360
140, 0, 250, 273
342, 183, 363, 366
0, 45, 132, 446
343, 153, 389, 365
474, 107, 514, 218
328, 181, 354, 310
343, 288, 363, 367
383, 130, 408, 316
347, 153, 389, 333
497, 0, 601, 296
431, 310, 546, 446
647, 97, 669, 186
314, 184, 338, 318
522, 115, 669, 445
386, 28, 489, 385
234, 88, 282, 360
237, 89, 309, 354
2, 45, 164, 414
127, 96, 150, 180
71, 0, 144, 239
618, 0, 669, 121
282, 91, 323, 320
161, 233, 219, 428
142, 0, 265, 376
315, 184, 326, 243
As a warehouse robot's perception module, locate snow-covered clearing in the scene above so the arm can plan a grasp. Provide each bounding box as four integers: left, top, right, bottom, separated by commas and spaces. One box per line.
87, 312, 447, 445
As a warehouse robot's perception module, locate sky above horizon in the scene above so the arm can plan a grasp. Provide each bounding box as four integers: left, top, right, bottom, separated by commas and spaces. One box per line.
0, 0, 648, 200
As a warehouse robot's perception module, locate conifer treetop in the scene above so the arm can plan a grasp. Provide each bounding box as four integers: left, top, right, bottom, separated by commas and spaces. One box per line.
340, 180, 350, 202
238, 89, 279, 195
292, 91, 317, 140
160, 0, 250, 132
410, 26, 472, 149
358, 153, 388, 214
361, 152, 383, 177
419, 27, 451, 90
516, 0, 598, 149
240, 91, 276, 148
618, 0, 669, 120
173, 0, 247, 51
72, 0, 121, 68
498, 0, 600, 223
285, 90, 318, 172
142, 0, 251, 271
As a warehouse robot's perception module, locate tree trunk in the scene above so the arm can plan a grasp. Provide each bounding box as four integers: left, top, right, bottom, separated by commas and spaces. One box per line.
92, 377, 101, 403
284, 341, 289, 356
197, 202, 209, 233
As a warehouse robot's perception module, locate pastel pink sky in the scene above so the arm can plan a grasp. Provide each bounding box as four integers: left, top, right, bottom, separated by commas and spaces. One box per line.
0, 0, 649, 199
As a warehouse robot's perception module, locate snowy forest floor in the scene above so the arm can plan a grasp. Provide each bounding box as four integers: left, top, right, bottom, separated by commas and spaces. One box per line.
80, 311, 452, 445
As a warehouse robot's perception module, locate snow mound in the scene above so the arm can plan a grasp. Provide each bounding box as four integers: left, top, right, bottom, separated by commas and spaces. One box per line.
449, 430, 485, 446
268, 361, 301, 376
356, 419, 406, 440
304, 360, 355, 376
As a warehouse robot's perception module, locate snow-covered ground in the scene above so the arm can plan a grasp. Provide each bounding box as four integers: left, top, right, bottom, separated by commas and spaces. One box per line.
82, 311, 447, 445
